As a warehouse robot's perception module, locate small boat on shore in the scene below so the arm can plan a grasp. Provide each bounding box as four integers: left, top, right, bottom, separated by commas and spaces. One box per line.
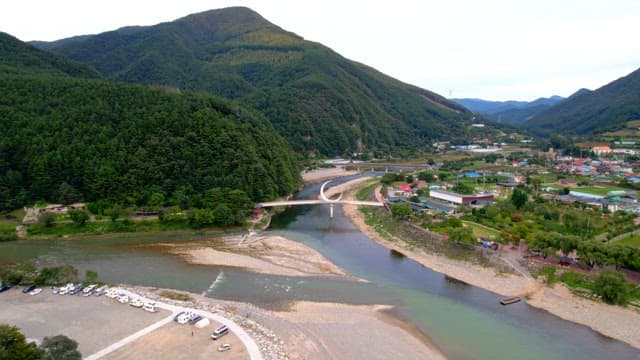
500, 296, 521, 305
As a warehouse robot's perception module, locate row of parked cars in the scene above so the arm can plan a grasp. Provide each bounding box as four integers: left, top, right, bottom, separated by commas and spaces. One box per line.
104, 288, 158, 312
51, 283, 108, 296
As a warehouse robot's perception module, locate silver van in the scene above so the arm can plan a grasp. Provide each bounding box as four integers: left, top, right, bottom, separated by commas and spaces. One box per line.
211, 325, 229, 340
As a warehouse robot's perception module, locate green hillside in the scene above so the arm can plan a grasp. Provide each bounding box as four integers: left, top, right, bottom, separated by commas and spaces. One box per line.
525, 68, 640, 136
39, 7, 475, 156
0, 32, 100, 78
0, 73, 300, 211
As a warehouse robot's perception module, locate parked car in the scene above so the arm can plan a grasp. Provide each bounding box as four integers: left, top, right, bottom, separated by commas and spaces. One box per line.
173, 311, 186, 322
105, 289, 118, 298
143, 302, 158, 313
93, 285, 108, 296
51, 286, 60, 294
177, 312, 197, 324
83, 284, 97, 294
211, 325, 229, 340
217, 343, 231, 352
188, 315, 203, 325
129, 298, 144, 308
69, 284, 83, 295
29, 288, 43, 296
22, 285, 36, 293
0, 284, 11, 293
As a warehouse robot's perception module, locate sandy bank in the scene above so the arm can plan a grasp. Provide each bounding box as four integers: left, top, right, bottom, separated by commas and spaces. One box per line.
271, 301, 446, 360
169, 234, 346, 277
321, 176, 375, 199
527, 283, 640, 349
301, 166, 358, 184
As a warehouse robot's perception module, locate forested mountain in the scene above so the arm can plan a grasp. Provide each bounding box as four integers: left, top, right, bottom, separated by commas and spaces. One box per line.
524, 68, 640, 136
453, 96, 564, 126
0, 73, 300, 210
0, 32, 99, 78
35, 7, 476, 156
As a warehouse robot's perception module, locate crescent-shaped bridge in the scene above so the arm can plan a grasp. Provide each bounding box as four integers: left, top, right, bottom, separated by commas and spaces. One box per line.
257, 199, 384, 207
256, 180, 384, 218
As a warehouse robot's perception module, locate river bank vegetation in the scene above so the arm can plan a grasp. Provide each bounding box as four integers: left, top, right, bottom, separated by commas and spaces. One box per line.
361, 171, 640, 306
0, 261, 98, 287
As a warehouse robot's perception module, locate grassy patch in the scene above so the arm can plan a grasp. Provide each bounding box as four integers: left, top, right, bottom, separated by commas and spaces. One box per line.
356, 182, 379, 201
159, 290, 193, 302
534, 266, 558, 285
26, 219, 194, 238
461, 220, 500, 240
615, 234, 640, 248
559, 271, 597, 292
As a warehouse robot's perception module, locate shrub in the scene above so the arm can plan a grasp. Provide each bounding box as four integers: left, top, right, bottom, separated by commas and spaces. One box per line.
594, 270, 630, 306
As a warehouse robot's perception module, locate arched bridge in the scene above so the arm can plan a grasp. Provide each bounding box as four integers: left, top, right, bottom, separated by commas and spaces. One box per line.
256, 181, 384, 218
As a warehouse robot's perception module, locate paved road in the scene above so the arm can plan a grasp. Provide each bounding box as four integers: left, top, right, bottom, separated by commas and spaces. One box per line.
85, 289, 263, 360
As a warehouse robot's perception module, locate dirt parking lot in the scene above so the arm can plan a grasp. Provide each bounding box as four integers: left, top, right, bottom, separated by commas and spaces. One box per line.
0, 287, 249, 359
104, 320, 247, 360
0, 287, 167, 357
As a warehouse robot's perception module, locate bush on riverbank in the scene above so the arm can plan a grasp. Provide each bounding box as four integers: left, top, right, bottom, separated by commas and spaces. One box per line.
0, 261, 99, 287
159, 290, 193, 302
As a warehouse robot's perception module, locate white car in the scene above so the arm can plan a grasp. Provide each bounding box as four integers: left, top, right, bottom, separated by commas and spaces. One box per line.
143, 302, 158, 313
105, 289, 118, 298
94, 285, 108, 296
83, 284, 97, 294
129, 298, 144, 308
177, 312, 197, 324
117, 295, 130, 304
218, 343, 231, 352
29, 288, 42, 296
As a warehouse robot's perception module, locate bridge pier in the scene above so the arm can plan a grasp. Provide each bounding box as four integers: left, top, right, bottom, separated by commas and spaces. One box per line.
329, 204, 334, 219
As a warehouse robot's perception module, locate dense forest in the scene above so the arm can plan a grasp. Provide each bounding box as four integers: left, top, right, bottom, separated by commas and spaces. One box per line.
36, 7, 481, 156
0, 74, 300, 211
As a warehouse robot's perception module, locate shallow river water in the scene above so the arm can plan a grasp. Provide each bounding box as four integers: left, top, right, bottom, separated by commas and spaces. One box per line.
1, 175, 639, 359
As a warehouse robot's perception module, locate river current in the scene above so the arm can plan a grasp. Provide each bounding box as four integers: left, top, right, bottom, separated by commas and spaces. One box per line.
1, 175, 638, 359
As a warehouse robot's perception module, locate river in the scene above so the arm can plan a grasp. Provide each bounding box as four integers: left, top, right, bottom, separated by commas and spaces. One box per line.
1, 176, 639, 359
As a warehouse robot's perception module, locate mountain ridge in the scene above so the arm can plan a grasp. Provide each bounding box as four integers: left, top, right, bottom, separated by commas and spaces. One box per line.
524, 68, 640, 136
0, 31, 100, 78
36, 6, 480, 156
453, 95, 565, 126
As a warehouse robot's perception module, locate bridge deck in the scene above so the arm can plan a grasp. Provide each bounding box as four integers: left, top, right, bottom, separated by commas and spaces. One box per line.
258, 200, 384, 207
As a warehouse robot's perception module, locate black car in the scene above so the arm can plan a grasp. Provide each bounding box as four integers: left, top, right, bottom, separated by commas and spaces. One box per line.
0, 284, 11, 293
22, 284, 36, 293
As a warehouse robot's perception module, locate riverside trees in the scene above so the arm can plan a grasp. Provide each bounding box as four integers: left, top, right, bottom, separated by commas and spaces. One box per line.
0, 325, 80, 360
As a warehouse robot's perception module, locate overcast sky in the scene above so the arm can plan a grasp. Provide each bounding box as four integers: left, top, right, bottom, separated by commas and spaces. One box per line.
2, 0, 639, 101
